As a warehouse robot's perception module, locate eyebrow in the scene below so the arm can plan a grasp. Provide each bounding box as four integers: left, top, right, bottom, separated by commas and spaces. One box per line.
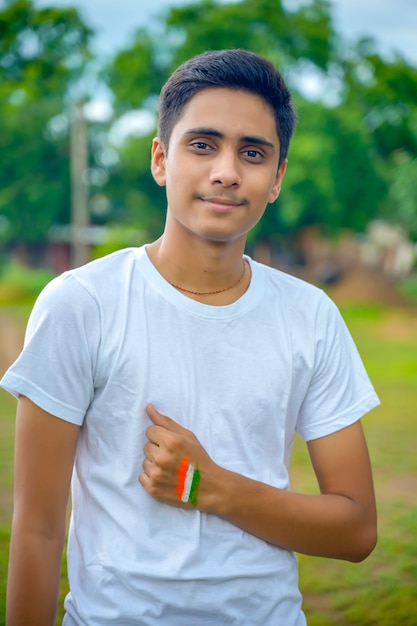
183, 127, 277, 151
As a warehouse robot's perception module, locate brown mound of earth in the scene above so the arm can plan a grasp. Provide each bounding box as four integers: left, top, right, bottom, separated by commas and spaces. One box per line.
328, 267, 408, 307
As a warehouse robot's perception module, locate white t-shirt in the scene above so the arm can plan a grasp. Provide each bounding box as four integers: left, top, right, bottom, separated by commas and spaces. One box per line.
1, 247, 379, 625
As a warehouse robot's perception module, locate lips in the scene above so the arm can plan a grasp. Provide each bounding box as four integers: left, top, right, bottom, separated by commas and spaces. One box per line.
198, 195, 247, 210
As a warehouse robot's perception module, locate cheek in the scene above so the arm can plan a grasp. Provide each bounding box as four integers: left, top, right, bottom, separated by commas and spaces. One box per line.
166, 162, 200, 198
164, 171, 192, 210
256, 181, 278, 206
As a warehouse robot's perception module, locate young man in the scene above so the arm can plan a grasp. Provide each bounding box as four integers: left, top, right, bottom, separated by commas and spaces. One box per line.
1, 49, 379, 625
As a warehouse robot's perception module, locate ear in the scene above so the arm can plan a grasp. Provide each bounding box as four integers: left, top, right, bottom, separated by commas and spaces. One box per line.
151, 137, 167, 186
268, 159, 288, 204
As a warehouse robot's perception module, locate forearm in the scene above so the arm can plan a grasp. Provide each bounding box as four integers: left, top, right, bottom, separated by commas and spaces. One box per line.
7, 523, 65, 626
201, 467, 376, 562
141, 408, 377, 562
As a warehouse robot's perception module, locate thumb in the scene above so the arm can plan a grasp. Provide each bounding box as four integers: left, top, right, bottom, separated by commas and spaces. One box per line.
146, 404, 184, 433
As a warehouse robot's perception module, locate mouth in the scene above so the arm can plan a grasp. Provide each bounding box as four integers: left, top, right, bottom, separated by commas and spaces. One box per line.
197, 195, 247, 211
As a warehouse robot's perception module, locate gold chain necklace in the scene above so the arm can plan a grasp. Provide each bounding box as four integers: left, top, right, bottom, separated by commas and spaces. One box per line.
170, 260, 246, 296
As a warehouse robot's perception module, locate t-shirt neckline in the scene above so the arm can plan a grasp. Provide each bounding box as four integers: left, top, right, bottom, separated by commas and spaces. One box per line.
134, 245, 265, 320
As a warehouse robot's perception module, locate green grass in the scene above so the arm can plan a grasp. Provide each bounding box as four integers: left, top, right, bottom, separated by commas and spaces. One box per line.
1, 303, 416, 625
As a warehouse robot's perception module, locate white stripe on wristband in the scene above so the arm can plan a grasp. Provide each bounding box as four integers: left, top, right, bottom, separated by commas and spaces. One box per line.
181, 463, 195, 503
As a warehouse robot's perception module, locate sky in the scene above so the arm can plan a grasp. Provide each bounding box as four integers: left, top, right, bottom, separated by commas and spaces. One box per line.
33, 0, 417, 67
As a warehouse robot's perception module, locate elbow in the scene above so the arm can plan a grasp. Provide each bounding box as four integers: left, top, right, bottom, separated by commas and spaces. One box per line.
344, 497, 378, 562
347, 524, 378, 563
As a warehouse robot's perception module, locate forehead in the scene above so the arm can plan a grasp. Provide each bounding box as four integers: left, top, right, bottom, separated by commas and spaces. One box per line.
171, 87, 279, 145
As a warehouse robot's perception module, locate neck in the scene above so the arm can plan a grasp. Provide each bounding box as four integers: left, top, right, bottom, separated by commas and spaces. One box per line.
146, 235, 249, 304
170, 259, 247, 296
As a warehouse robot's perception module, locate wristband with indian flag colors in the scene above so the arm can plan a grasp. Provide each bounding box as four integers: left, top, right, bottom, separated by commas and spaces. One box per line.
176, 456, 201, 507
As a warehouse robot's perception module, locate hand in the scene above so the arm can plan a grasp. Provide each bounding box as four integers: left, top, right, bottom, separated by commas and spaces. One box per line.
139, 404, 215, 509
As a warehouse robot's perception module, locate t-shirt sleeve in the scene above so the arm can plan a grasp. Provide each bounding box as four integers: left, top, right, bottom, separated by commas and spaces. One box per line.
295, 293, 380, 442
0, 273, 101, 425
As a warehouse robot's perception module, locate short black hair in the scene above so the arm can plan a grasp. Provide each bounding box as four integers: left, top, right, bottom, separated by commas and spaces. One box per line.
158, 49, 297, 167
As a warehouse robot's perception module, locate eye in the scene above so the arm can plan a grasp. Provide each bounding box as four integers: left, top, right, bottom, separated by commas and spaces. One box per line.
190, 141, 212, 151
242, 148, 264, 161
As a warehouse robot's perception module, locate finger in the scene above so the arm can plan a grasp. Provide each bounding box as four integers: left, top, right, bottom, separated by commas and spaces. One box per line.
143, 441, 158, 461
145, 424, 163, 446
138, 470, 150, 490
142, 457, 153, 476
146, 404, 186, 434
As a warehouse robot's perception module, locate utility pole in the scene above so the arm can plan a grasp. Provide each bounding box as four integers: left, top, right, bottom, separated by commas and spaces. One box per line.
70, 101, 89, 268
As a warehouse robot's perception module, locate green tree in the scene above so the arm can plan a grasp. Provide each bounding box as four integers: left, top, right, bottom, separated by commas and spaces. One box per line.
338, 38, 417, 240
381, 149, 417, 239
0, 0, 93, 253
341, 39, 417, 161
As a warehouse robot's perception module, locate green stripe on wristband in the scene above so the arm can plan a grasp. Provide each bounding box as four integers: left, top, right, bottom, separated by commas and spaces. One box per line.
188, 466, 201, 507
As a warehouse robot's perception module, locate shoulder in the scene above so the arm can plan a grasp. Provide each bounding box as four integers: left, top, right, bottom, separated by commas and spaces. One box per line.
251, 258, 331, 312
249, 258, 347, 346
42, 247, 144, 304
27, 248, 145, 334
71, 246, 144, 291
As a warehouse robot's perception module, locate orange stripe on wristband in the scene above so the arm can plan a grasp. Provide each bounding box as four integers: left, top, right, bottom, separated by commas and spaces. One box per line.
176, 456, 190, 502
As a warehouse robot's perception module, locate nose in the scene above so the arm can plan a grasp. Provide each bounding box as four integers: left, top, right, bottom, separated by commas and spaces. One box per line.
209, 149, 241, 187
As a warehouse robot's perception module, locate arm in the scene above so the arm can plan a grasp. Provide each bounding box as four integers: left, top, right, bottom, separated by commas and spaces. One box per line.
7, 396, 80, 626
140, 405, 377, 563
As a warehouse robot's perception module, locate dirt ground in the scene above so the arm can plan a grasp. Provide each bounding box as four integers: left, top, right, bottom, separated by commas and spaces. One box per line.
328, 267, 410, 307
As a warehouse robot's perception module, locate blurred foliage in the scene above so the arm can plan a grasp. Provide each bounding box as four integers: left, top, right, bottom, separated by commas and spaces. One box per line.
0, 259, 54, 302
1, 0, 417, 258
0, 0, 93, 244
